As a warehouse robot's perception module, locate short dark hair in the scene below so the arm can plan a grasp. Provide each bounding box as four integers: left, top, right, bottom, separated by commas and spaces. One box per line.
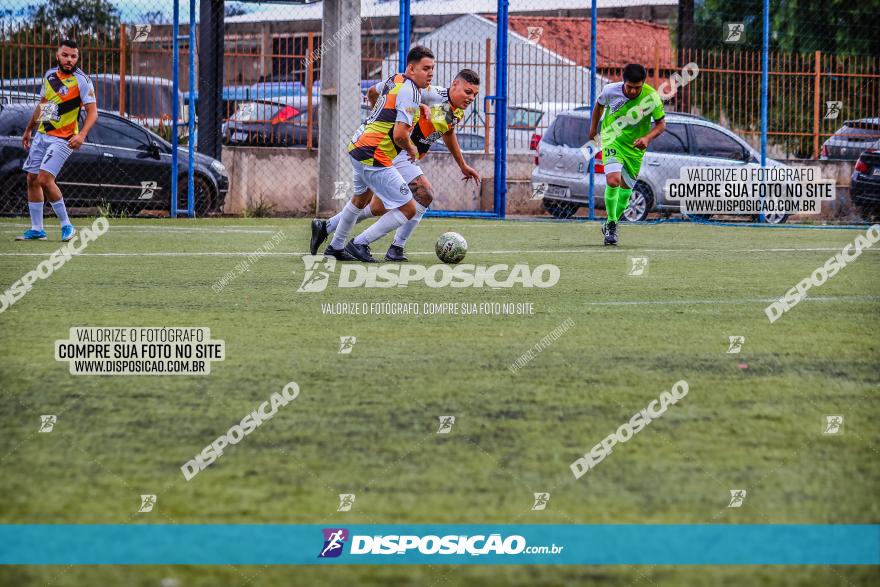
59, 39, 78, 50
455, 68, 480, 86
406, 45, 434, 65
622, 63, 647, 83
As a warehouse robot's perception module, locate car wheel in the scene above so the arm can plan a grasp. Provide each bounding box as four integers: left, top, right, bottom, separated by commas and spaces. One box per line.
178, 174, 215, 215
621, 182, 653, 222
0, 173, 28, 216
753, 212, 790, 225
542, 198, 579, 219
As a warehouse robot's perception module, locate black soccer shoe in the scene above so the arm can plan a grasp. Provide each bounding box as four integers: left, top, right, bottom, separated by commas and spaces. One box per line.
344, 239, 378, 263
310, 219, 329, 255
324, 244, 355, 261
604, 221, 618, 246
384, 244, 409, 262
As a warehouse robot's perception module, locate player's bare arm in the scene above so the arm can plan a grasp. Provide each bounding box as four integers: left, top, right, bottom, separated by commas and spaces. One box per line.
22, 98, 48, 150
589, 102, 605, 141
367, 85, 379, 108
393, 121, 419, 161
441, 130, 480, 185
633, 117, 665, 150
69, 102, 97, 150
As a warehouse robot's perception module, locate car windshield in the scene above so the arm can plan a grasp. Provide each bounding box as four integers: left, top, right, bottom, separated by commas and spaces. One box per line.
231, 101, 302, 124
508, 107, 543, 130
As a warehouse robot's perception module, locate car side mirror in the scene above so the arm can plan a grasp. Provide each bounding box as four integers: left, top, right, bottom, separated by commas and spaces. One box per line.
146, 141, 162, 158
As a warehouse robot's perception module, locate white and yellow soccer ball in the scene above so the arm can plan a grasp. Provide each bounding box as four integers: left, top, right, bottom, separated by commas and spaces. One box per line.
435, 232, 468, 264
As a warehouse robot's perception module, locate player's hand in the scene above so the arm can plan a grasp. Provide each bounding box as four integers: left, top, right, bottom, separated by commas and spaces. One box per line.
407, 146, 419, 161
419, 104, 430, 120
22, 130, 32, 150
68, 133, 85, 150
633, 137, 650, 150
461, 165, 481, 186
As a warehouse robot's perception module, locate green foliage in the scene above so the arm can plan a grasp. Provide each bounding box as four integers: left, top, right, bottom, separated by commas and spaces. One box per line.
26, 0, 120, 37
693, 0, 880, 56
243, 194, 277, 218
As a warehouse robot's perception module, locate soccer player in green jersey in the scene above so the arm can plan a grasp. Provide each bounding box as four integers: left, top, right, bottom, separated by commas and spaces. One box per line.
588, 63, 666, 245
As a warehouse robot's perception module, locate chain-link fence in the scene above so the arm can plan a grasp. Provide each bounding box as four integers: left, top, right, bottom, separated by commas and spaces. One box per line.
0, 0, 877, 222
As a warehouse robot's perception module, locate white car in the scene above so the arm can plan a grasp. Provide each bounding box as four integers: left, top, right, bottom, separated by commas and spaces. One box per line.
532, 111, 791, 224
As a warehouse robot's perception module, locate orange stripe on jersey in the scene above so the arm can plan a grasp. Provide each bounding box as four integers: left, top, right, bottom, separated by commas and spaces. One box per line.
348, 73, 421, 167
372, 147, 393, 167
49, 121, 77, 137
356, 130, 388, 147
416, 116, 435, 136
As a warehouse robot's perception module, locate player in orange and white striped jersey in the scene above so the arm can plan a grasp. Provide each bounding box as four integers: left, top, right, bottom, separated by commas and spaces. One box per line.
313, 69, 482, 262
324, 46, 435, 263
18, 39, 98, 242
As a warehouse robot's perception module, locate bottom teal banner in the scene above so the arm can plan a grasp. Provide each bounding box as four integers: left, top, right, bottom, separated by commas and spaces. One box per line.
1, 525, 878, 565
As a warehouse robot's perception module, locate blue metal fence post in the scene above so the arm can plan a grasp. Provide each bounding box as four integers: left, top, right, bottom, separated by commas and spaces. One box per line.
398, 0, 411, 73
588, 0, 597, 220
171, 0, 180, 218
187, 0, 196, 217
493, 0, 509, 218
759, 0, 769, 223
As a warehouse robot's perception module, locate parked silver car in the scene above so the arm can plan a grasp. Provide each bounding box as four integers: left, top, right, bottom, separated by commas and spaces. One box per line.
0, 90, 40, 105
531, 110, 790, 224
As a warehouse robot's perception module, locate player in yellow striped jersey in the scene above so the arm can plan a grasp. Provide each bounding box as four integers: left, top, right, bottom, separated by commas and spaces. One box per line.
17, 39, 97, 242
312, 69, 482, 261
323, 46, 435, 263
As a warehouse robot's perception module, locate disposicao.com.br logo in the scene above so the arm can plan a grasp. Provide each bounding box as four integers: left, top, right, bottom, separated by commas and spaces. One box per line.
297, 256, 560, 292
317, 529, 564, 558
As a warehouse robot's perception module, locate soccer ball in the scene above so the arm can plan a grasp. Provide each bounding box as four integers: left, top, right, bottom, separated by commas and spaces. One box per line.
435, 232, 468, 264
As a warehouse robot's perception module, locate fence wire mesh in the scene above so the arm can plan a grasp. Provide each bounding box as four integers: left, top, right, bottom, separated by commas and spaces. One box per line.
0, 0, 877, 221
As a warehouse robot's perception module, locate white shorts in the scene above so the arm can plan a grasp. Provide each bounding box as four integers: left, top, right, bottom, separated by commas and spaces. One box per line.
602, 154, 636, 188
23, 132, 73, 177
395, 157, 424, 185
350, 155, 413, 209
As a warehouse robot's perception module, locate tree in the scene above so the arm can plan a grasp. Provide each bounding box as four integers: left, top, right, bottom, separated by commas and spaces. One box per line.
225, 3, 251, 18
138, 11, 169, 25
693, 0, 879, 56
27, 0, 120, 37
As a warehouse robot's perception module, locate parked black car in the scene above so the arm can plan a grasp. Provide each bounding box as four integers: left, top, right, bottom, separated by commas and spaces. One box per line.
851, 149, 880, 219
0, 103, 228, 215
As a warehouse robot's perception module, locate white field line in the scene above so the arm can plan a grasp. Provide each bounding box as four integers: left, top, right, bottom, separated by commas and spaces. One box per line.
0, 248, 879, 257
0, 227, 277, 234
583, 295, 879, 307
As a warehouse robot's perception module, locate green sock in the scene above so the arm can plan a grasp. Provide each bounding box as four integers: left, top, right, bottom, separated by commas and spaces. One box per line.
604, 186, 619, 222
615, 187, 633, 222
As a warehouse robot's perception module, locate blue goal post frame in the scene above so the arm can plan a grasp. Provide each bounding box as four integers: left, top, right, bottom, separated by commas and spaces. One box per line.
424, 0, 509, 219
170, 0, 196, 218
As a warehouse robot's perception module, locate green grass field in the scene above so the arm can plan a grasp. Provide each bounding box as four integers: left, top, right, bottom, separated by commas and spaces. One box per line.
0, 217, 878, 586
